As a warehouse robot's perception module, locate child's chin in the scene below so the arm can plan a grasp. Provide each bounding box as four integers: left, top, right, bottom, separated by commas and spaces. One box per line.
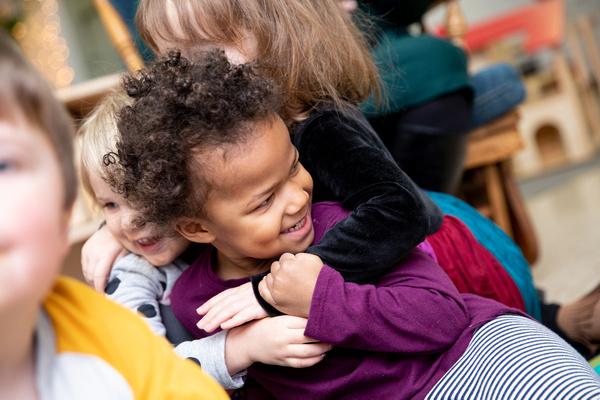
286, 230, 315, 254
147, 255, 176, 267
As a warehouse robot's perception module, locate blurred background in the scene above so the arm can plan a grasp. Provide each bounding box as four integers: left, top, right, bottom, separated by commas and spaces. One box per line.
2, 0, 599, 303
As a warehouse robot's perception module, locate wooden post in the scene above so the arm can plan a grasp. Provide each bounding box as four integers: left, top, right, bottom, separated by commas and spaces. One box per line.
445, 0, 468, 48
93, 0, 144, 73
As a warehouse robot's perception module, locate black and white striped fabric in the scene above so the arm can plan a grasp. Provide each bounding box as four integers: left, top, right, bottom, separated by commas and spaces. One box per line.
426, 315, 600, 400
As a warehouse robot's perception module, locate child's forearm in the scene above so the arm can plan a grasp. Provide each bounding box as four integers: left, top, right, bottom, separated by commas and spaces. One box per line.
175, 331, 246, 390
297, 108, 443, 284
305, 252, 470, 353
223, 327, 253, 375
107, 254, 170, 336
307, 184, 441, 283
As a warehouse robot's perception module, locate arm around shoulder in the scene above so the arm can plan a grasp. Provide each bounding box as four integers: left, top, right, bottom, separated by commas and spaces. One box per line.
304, 250, 470, 354
296, 109, 442, 283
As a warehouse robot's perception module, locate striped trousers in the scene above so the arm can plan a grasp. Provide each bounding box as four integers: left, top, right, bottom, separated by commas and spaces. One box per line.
426, 315, 600, 399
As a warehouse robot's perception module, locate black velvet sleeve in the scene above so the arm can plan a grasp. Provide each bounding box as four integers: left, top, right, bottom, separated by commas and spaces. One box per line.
293, 107, 442, 284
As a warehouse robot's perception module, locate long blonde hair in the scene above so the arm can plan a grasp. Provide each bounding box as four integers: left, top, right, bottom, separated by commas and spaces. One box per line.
136, 0, 380, 121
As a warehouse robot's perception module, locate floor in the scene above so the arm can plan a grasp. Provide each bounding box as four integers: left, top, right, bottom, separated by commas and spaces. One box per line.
522, 155, 600, 304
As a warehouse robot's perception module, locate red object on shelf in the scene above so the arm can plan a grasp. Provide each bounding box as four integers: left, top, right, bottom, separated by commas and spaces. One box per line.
436, 0, 564, 53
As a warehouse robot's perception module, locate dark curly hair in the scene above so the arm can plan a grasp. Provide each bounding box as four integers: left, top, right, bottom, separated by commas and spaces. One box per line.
106, 49, 281, 225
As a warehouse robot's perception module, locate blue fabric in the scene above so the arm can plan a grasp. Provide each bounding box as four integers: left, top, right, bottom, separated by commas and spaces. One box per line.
469, 63, 526, 128
108, 0, 154, 62
590, 354, 600, 375
427, 191, 541, 320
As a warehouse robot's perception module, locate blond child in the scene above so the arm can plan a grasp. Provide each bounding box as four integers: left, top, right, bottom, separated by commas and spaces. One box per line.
77, 89, 330, 389
0, 32, 227, 399
79, 91, 191, 338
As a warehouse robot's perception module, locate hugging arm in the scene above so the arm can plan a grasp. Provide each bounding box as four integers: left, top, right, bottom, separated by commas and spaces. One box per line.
106, 253, 171, 336
197, 253, 321, 330
295, 108, 442, 284
176, 316, 331, 389
175, 331, 246, 390
303, 250, 470, 353
82, 225, 124, 291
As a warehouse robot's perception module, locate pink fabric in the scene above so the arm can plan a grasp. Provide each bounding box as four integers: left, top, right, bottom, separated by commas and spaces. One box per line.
428, 215, 526, 312
417, 240, 438, 263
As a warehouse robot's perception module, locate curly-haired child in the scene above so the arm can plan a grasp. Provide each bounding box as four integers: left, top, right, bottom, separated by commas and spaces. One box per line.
77, 88, 331, 390
0, 32, 227, 399
109, 49, 600, 399
81, 0, 443, 315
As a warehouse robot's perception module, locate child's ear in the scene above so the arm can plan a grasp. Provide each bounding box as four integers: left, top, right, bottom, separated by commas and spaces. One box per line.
176, 218, 215, 244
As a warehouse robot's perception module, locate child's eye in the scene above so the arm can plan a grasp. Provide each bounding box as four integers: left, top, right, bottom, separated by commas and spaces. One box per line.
0, 160, 15, 172
290, 161, 300, 176
255, 194, 274, 211
103, 202, 118, 210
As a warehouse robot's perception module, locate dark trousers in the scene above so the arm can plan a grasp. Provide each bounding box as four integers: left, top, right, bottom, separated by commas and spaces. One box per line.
369, 90, 472, 193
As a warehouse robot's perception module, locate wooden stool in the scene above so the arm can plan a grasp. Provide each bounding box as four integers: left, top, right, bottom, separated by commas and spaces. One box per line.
93, 0, 144, 73
461, 111, 539, 264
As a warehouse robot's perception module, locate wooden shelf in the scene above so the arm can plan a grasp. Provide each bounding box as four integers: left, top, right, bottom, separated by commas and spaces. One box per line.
56, 73, 121, 120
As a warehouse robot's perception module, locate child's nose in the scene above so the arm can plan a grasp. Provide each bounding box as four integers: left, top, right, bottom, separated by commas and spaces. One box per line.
285, 184, 309, 215
120, 211, 138, 232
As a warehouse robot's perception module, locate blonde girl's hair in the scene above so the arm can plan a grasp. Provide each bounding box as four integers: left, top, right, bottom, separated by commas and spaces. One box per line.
77, 90, 131, 200
136, 0, 381, 121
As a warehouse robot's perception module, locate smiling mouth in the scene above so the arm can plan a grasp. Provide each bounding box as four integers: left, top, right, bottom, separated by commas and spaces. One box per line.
136, 236, 160, 247
282, 212, 309, 234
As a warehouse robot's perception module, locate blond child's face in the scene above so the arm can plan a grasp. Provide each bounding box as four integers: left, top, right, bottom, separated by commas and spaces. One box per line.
89, 171, 189, 266
184, 116, 314, 265
0, 119, 70, 308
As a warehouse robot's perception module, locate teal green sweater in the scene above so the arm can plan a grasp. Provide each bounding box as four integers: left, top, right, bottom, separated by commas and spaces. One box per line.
360, 1, 472, 117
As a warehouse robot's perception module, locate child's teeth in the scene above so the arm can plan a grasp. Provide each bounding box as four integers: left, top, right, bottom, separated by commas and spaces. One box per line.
138, 237, 154, 245
287, 218, 304, 232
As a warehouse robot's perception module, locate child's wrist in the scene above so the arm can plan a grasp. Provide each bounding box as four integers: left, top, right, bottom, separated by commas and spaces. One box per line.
224, 327, 252, 375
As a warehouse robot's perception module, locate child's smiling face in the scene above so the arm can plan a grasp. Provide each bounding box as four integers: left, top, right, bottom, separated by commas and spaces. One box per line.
89, 171, 189, 267
180, 115, 314, 267
0, 118, 70, 308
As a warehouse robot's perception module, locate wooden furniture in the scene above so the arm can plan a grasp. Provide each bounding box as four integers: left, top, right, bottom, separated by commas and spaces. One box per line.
444, 0, 468, 48
444, 3, 539, 264
93, 0, 144, 73
461, 112, 539, 264
459, 0, 593, 178
57, 72, 121, 120
569, 14, 600, 148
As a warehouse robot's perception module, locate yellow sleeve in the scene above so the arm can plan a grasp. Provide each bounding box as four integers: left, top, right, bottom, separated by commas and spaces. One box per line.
44, 277, 229, 400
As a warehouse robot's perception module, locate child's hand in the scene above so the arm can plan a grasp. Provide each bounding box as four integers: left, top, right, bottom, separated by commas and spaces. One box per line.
259, 253, 323, 318
226, 316, 331, 372
81, 225, 126, 292
196, 282, 268, 332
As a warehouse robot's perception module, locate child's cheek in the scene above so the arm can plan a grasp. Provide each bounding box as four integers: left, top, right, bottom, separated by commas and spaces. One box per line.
0, 175, 67, 304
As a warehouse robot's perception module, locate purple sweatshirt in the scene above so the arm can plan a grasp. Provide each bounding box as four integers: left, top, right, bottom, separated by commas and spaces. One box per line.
170, 202, 520, 399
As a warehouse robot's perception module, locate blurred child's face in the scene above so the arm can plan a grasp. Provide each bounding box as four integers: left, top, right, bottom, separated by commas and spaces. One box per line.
0, 119, 70, 307
186, 116, 314, 264
160, 0, 257, 64
89, 171, 189, 266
